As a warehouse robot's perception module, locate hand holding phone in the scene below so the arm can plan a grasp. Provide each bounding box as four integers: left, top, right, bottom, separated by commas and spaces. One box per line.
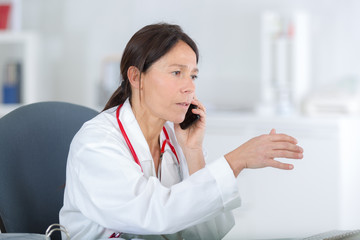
180, 104, 200, 130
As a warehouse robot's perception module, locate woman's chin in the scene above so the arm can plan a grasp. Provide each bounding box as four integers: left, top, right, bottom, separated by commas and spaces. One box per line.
171, 116, 186, 124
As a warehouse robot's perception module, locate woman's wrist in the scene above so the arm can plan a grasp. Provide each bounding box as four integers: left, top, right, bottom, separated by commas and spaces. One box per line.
224, 150, 246, 177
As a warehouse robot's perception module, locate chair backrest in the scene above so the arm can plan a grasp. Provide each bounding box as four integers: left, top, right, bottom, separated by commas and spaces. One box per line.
0, 102, 98, 238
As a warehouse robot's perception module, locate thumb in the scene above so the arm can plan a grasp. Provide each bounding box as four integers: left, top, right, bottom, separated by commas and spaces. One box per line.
269, 128, 276, 135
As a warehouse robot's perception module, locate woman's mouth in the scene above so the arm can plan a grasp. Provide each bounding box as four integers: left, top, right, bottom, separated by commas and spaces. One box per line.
176, 102, 190, 108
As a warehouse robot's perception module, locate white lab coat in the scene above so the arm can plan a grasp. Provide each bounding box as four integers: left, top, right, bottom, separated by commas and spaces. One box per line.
59, 99, 241, 240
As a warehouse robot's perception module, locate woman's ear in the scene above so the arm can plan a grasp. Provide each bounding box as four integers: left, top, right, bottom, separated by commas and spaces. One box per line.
127, 66, 141, 89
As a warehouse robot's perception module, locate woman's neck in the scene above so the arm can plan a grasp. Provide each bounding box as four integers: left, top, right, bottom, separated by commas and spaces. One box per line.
130, 99, 165, 165
131, 99, 165, 175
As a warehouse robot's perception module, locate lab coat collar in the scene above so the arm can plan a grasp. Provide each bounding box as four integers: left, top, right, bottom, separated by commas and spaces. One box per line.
119, 99, 154, 174
118, 99, 175, 179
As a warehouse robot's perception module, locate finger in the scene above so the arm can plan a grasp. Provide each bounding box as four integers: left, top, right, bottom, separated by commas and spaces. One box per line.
192, 107, 205, 117
192, 108, 206, 123
269, 134, 298, 144
191, 99, 206, 113
271, 142, 303, 153
267, 159, 294, 170
269, 150, 303, 159
190, 99, 207, 122
269, 128, 276, 135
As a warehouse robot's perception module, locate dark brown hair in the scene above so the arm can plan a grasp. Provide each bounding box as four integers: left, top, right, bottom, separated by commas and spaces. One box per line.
103, 23, 199, 111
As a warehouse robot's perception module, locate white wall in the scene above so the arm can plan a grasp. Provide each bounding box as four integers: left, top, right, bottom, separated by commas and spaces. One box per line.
11, 0, 360, 238
21, 0, 360, 110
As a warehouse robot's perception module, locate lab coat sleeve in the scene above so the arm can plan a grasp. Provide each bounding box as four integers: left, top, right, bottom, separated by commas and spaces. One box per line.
66, 124, 241, 235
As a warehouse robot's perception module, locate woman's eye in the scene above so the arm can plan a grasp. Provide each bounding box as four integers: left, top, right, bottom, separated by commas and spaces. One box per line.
191, 75, 198, 80
172, 71, 181, 76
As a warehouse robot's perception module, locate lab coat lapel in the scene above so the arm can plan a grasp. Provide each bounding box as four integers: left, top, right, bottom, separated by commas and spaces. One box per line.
158, 127, 182, 187
118, 100, 182, 186
119, 100, 156, 177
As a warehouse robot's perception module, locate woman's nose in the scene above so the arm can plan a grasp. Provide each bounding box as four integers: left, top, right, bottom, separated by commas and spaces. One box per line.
182, 76, 195, 93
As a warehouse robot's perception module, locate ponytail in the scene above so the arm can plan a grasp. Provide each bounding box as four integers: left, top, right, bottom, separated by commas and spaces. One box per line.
102, 79, 131, 111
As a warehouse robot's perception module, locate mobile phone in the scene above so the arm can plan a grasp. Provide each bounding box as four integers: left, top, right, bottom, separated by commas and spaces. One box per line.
180, 104, 200, 130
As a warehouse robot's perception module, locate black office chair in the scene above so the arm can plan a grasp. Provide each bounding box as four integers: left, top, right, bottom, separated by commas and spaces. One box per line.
0, 102, 98, 239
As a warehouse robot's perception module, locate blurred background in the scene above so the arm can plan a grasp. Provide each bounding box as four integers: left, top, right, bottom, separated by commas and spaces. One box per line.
1, 0, 360, 239
1, 0, 360, 115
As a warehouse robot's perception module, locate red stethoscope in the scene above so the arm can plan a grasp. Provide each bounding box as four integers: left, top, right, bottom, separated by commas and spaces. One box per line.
116, 104, 180, 172
110, 104, 181, 239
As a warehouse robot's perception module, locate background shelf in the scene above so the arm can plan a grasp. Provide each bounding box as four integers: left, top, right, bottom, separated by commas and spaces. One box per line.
0, 31, 40, 117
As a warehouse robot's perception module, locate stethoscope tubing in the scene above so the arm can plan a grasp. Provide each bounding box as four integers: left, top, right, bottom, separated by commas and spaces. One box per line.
116, 104, 180, 172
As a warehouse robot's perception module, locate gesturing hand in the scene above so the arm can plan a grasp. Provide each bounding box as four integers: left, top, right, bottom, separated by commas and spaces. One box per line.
225, 129, 304, 177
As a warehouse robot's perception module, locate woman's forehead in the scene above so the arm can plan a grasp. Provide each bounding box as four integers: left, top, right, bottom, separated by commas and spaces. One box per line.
152, 41, 198, 71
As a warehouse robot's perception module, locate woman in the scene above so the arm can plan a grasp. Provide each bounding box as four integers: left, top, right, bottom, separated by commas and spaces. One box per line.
59, 23, 303, 240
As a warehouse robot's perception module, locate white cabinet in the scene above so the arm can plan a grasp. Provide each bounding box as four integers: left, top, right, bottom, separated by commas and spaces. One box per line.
0, 31, 39, 117
204, 113, 360, 239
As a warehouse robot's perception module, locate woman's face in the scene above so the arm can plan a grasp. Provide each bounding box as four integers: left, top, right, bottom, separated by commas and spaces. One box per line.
140, 40, 198, 123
